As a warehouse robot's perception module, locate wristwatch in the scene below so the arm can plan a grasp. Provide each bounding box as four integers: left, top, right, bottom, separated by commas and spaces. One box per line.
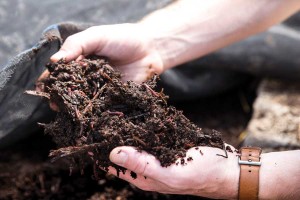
238, 147, 262, 200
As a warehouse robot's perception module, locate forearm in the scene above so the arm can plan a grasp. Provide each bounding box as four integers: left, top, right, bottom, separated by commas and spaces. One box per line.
259, 150, 300, 199
213, 150, 300, 199
139, 0, 300, 70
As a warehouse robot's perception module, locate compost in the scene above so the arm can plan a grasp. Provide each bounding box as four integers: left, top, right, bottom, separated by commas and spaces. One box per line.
1, 72, 254, 199
33, 57, 224, 175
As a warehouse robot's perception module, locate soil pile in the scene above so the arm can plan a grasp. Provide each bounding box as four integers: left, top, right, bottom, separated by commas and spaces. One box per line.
33, 57, 224, 174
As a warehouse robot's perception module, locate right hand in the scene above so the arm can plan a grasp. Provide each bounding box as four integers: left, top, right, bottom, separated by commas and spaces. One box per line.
36, 23, 165, 111
50, 23, 165, 83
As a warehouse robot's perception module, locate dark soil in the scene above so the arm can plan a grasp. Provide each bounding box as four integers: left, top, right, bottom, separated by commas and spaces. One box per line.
0, 133, 207, 200
0, 75, 254, 200
37, 57, 224, 175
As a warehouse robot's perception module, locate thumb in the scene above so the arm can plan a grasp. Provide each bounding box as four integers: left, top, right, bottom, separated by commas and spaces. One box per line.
51, 27, 104, 62
109, 146, 165, 180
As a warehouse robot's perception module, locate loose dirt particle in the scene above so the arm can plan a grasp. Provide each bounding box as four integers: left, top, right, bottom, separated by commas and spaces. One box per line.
200, 150, 204, 155
130, 171, 137, 179
226, 146, 233, 153
187, 157, 193, 161
180, 158, 185, 165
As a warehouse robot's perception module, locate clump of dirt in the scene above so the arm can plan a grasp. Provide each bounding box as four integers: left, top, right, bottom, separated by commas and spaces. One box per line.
31, 57, 224, 174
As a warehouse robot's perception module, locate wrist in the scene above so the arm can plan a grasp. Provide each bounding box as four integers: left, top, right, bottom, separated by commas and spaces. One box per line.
137, 8, 193, 71
192, 147, 240, 199
258, 152, 291, 200
136, 23, 174, 72
222, 149, 240, 199
259, 153, 275, 199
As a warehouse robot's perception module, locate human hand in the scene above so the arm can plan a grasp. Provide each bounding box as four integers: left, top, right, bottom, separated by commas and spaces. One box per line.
108, 145, 240, 199
36, 23, 165, 111
50, 23, 164, 83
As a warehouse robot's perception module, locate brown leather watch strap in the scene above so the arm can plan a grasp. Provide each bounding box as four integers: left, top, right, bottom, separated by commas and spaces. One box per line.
238, 147, 262, 200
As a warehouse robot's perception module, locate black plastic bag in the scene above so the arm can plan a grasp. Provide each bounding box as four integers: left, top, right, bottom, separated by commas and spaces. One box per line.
0, 23, 86, 147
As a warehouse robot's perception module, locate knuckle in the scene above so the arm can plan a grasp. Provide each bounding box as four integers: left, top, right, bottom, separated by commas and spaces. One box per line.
131, 154, 147, 175
143, 164, 154, 178
139, 154, 156, 177
129, 153, 155, 177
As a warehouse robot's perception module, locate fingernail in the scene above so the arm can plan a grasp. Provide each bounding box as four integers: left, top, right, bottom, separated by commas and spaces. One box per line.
51, 51, 67, 62
110, 150, 128, 166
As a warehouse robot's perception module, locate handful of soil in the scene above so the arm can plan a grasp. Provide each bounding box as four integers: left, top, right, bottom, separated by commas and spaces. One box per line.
29, 57, 224, 174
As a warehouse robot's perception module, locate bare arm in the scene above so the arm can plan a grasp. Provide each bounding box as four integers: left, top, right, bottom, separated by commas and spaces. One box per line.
140, 0, 300, 70
50, 0, 300, 82
259, 150, 300, 199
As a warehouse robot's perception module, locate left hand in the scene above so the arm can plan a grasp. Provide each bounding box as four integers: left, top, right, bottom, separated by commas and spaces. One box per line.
108, 145, 240, 199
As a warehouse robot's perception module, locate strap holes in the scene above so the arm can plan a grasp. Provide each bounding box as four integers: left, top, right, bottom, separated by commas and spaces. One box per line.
248, 170, 252, 173
249, 154, 252, 156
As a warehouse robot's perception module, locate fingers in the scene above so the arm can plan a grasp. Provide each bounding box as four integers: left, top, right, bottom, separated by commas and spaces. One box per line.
36, 70, 50, 92
107, 166, 161, 191
51, 27, 104, 62
115, 52, 163, 83
75, 55, 85, 61
109, 146, 166, 180
36, 69, 60, 112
